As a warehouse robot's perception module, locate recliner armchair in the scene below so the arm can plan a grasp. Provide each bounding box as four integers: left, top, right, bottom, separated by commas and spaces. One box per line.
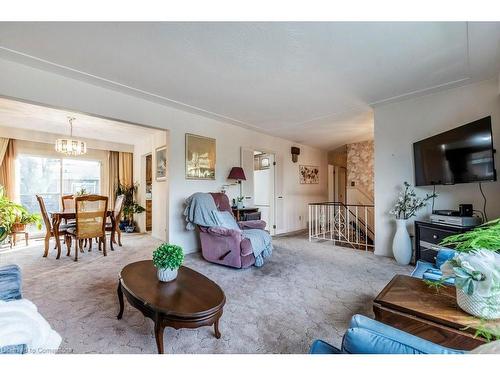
198, 193, 267, 268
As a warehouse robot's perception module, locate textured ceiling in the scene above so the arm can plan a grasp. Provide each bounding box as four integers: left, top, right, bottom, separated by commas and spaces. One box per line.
0, 22, 499, 150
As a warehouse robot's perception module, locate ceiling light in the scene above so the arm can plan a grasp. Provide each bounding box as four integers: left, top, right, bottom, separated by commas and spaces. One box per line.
55, 116, 87, 156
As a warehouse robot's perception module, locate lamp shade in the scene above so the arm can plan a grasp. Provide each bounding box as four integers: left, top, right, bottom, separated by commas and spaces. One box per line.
228, 167, 246, 181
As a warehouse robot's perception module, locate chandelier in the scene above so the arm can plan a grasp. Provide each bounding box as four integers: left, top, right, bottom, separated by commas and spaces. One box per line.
55, 116, 87, 156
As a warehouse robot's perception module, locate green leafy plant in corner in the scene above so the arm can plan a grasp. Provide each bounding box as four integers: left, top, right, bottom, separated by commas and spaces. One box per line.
0, 185, 42, 237
115, 183, 145, 226
152, 243, 184, 271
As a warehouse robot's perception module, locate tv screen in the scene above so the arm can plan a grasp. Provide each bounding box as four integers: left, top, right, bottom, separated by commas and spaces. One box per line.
413, 116, 496, 186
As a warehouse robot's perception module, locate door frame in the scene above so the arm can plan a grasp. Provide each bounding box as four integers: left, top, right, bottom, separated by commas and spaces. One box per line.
240, 146, 277, 235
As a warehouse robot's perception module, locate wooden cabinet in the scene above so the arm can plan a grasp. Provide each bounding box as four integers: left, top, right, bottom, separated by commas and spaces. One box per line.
414, 221, 473, 263
146, 155, 152, 184
146, 200, 152, 231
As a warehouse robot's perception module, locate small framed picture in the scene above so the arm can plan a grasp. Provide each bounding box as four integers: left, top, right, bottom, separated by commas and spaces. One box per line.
155, 146, 167, 181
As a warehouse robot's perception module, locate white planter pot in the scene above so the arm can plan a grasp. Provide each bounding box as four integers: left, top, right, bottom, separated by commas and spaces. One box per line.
237, 201, 244, 209
157, 268, 178, 282
392, 219, 412, 265
456, 288, 500, 320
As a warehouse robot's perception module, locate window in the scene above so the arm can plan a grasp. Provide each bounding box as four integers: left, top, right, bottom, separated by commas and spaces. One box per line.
62, 159, 101, 195
17, 155, 101, 231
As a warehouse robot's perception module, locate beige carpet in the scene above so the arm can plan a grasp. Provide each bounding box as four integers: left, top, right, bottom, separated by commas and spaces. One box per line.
0, 233, 411, 354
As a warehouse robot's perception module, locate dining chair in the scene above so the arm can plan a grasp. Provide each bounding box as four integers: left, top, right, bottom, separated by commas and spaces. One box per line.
36, 195, 73, 258
106, 194, 125, 250
66, 195, 108, 261
61, 195, 75, 211
61, 194, 76, 225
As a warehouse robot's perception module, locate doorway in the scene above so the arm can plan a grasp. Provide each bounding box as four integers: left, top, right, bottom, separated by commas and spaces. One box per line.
328, 165, 346, 204
145, 154, 153, 232
240, 148, 276, 235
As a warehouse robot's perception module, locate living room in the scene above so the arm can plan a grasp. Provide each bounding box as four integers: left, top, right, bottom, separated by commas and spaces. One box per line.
1, 2, 500, 374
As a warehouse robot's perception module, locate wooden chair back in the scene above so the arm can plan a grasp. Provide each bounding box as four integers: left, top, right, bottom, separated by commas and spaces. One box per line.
36, 195, 51, 230
61, 195, 75, 211
113, 194, 125, 222
75, 195, 108, 239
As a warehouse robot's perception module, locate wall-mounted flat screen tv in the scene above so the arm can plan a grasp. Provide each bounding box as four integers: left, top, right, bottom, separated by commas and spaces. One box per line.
413, 116, 496, 186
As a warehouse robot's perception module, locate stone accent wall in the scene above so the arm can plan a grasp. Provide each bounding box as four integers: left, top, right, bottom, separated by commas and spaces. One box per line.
347, 140, 374, 201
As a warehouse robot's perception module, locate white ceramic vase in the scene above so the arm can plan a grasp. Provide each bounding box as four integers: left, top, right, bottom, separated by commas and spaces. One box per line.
157, 268, 178, 282
392, 219, 412, 265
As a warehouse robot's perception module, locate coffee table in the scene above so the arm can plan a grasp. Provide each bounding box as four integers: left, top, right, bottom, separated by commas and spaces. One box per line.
117, 260, 225, 353
373, 275, 498, 350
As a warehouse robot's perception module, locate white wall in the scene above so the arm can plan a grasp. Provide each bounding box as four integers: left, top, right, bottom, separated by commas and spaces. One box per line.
374, 78, 500, 256
0, 58, 328, 253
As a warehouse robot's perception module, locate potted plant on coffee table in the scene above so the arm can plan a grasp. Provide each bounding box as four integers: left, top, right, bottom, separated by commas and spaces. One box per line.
152, 243, 184, 282
436, 220, 500, 320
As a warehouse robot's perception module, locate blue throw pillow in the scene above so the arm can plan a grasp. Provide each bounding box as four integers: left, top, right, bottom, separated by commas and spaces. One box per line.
212, 210, 240, 231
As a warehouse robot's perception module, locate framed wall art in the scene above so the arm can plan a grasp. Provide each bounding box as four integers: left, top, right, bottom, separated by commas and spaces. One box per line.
185, 133, 216, 180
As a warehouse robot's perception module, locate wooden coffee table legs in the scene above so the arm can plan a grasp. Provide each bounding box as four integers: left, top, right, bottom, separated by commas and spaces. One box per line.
214, 318, 221, 339
116, 280, 223, 354
154, 321, 165, 354
117, 281, 124, 320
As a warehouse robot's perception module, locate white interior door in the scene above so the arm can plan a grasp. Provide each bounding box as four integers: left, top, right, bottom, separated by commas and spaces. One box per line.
253, 153, 276, 235
328, 164, 334, 201
240, 147, 255, 207
274, 152, 285, 234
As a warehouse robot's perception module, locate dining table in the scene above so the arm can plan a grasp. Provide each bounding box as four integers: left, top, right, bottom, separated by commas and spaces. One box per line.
50, 209, 116, 259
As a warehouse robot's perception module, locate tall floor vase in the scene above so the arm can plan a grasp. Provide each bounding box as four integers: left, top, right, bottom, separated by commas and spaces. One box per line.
392, 219, 412, 265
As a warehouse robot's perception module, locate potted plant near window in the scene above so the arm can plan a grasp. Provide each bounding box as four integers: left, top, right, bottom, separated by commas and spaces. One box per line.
152, 243, 184, 282
389, 182, 436, 265
0, 185, 42, 242
437, 220, 500, 320
115, 183, 145, 233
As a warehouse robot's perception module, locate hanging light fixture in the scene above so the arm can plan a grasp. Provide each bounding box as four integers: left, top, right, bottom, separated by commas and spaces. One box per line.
55, 116, 87, 156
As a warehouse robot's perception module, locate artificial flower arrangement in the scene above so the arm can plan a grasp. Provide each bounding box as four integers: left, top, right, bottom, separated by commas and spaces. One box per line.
436, 219, 500, 321
389, 181, 436, 219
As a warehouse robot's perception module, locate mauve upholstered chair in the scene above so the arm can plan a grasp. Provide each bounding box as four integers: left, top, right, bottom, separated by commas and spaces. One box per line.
198, 193, 268, 268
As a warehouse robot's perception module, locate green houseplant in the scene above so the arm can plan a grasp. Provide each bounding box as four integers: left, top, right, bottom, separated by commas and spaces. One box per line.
115, 183, 145, 233
0, 185, 41, 241
152, 243, 184, 282
436, 219, 500, 320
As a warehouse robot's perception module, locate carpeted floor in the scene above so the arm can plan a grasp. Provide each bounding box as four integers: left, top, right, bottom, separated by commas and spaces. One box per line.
0, 233, 412, 354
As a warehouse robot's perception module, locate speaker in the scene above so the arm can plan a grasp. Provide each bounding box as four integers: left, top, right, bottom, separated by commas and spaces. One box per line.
459, 204, 473, 217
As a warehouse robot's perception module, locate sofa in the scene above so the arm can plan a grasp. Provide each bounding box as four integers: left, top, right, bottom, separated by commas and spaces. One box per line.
0, 264, 26, 354
198, 193, 269, 268
310, 314, 464, 354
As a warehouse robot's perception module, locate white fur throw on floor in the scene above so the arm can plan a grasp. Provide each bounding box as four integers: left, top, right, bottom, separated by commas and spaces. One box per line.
0, 299, 61, 354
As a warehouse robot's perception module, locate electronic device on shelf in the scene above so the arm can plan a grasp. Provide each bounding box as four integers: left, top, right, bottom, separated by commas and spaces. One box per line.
432, 209, 460, 216
430, 214, 483, 227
